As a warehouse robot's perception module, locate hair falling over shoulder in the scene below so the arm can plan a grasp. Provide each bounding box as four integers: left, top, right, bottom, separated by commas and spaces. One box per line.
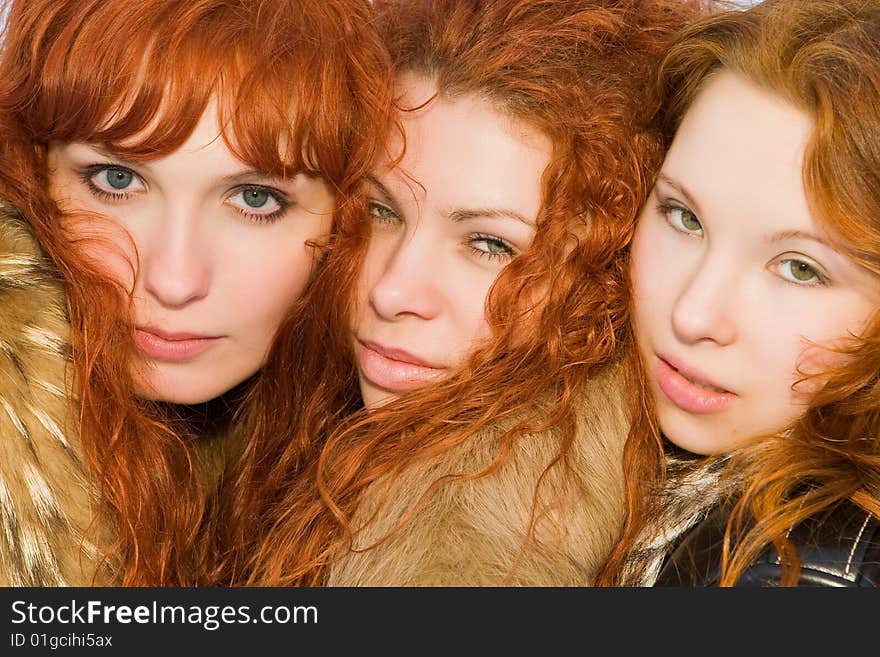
208, 0, 710, 587
0, 0, 395, 585
598, 0, 880, 587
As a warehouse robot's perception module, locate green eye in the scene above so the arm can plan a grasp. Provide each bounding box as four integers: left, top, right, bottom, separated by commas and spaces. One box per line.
105, 167, 134, 190
659, 202, 703, 236
369, 200, 399, 223
682, 212, 701, 231
790, 262, 815, 281
242, 188, 270, 208
781, 259, 821, 284
83, 164, 143, 198
227, 186, 286, 223
483, 239, 509, 254
469, 233, 515, 261
674, 207, 701, 232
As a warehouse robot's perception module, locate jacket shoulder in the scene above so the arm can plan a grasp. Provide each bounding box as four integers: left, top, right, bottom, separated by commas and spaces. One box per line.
656, 500, 880, 587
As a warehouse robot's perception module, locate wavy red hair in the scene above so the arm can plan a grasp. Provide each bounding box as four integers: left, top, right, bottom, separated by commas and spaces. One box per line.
210, 0, 709, 586
599, 0, 880, 586
0, 0, 393, 585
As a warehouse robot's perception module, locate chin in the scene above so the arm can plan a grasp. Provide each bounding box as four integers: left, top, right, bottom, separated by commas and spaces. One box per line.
656, 411, 723, 457
358, 378, 398, 411
135, 384, 221, 405
134, 369, 248, 406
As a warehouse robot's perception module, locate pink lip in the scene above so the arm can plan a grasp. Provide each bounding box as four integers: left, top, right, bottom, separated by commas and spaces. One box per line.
355, 339, 445, 392
134, 326, 222, 362
655, 354, 737, 415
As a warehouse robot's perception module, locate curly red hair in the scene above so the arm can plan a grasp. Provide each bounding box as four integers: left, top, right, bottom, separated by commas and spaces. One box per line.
209, 0, 709, 586
0, 0, 393, 585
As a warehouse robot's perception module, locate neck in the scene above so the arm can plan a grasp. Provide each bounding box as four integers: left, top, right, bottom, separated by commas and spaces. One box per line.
150, 373, 257, 438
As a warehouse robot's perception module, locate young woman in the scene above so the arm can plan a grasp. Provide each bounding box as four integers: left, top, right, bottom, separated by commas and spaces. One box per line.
0, 0, 393, 585
599, 0, 880, 587
212, 0, 707, 587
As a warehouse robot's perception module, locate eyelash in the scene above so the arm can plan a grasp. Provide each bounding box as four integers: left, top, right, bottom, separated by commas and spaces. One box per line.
226, 185, 291, 224
77, 164, 290, 224
774, 258, 829, 287
657, 201, 702, 236
468, 233, 516, 262
369, 200, 516, 262
368, 199, 400, 224
78, 164, 141, 202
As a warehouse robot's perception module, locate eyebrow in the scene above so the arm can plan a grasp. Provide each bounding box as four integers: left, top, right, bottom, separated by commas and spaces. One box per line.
448, 207, 534, 226
767, 230, 833, 249
216, 170, 289, 187
655, 173, 704, 218
365, 175, 535, 226
657, 171, 843, 253
87, 145, 144, 169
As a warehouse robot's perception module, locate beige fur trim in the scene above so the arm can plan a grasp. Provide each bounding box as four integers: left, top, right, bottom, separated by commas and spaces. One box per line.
0, 201, 106, 586
326, 364, 629, 586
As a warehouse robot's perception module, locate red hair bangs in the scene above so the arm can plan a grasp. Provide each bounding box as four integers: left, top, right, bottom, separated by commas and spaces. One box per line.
4, 0, 385, 187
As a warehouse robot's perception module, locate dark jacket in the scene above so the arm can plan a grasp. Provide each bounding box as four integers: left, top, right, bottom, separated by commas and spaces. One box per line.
655, 500, 880, 587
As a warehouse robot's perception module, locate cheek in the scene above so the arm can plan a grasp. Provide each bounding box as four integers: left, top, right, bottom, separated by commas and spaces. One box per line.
50, 168, 137, 287
468, 285, 494, 339
630, 233, 670, 341
787, 336, 857, 403
230, 245, 317, 337
789, 298, 876, 393
794, 342, 841, 383
59, 213, 138, 290
451, 273, 497, 361
753, 322, 853, 419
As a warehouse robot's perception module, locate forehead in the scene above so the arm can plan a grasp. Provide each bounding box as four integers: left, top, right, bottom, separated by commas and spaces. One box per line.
381, 73, 551, 209
663, 71, 815, 235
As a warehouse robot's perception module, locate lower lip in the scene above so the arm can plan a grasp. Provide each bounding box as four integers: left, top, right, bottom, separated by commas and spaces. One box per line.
134, 329, 220, 361
655, 357, 736, 415
356, 342, 444, 392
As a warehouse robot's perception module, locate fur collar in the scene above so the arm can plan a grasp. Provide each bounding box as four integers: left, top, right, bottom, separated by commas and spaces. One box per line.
325, 363, 629, 586
0, 200, 109, 585
0, 200, 245, 585
614, 451, 730, 586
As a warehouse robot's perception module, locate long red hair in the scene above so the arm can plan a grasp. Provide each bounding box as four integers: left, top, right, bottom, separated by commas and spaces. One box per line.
599, 0, 880, 586
210, 0, 709, 586
0, 0, 393, 585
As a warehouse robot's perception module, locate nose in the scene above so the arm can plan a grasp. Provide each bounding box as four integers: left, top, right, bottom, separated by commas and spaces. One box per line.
670, 252, 738, 347
139, 206, 211, 309
368, 230, 442, 321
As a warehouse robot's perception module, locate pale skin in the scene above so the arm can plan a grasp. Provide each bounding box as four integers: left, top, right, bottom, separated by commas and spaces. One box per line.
352, 72, 551, 409
48, 103, 335, 405
631, 71, 880, 455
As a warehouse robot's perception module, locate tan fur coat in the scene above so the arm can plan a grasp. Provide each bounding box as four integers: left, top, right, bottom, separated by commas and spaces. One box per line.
0, 199, 108, 585
0, 200, 235, 586
325, 364, 629, 586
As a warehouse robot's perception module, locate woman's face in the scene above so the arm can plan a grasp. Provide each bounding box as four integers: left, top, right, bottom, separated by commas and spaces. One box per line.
351, 73, 551, 409
631, 71, 880, 455
48, 105, 334, 404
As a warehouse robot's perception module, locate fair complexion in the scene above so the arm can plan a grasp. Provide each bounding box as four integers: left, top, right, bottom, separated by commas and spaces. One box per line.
631, 71, 880, 455
48, 105, 334, 404
352, 73, 551, 409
